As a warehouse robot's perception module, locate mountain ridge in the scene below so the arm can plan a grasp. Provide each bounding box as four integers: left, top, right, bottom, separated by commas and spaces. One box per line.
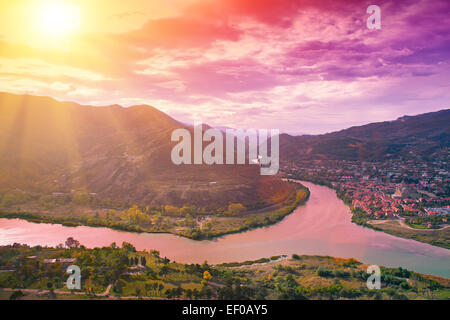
0, 92, 291, 210
279, 109, 449, 161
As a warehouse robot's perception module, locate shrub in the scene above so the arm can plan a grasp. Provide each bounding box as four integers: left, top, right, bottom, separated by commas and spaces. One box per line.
317, 267, 333, 278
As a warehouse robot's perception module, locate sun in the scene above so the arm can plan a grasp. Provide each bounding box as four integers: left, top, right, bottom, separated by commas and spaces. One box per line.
38, 2, 81, 36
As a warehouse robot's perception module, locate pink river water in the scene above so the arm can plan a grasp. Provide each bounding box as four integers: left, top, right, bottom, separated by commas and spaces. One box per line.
1, 181, 449, 277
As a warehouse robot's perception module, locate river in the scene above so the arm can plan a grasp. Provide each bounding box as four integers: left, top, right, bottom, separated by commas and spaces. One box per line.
0, 181, 449, 277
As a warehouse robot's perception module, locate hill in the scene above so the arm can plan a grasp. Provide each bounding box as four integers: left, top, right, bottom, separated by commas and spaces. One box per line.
0, 92, 292, 211
280, 109, 450, 161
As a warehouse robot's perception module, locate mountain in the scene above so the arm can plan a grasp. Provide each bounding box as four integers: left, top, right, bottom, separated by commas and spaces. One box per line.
0, 92, 292, 210
280, 109, 450, 161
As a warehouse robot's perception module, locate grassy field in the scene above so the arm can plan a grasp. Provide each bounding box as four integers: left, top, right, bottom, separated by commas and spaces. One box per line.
407, 223, 428, 230
368, 220, 450, 249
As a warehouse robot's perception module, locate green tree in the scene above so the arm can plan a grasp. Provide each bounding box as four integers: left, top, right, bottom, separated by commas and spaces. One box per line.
226, 203, 246, 216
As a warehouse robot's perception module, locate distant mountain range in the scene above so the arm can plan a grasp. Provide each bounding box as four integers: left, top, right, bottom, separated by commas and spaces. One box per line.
1, 92, 447, 209
0, 92, 291, 209
280, 109, 450, 161
213, 110, 450, 162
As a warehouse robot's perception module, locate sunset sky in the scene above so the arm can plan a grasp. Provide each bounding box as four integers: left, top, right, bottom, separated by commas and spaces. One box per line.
0, 0, 449, 134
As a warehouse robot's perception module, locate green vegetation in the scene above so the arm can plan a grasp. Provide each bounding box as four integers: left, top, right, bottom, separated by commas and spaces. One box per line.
0, 184, 310, 240
366, 220, 450, 249
218, 256, 286, 268
0, 243, 448, 300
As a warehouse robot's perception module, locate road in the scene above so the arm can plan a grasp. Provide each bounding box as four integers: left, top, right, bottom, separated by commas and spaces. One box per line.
0, 284, 179, 300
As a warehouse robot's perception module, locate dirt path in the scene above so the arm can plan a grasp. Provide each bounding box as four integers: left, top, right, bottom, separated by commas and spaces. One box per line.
1, 283, 113, 298
0, 286, 172, 300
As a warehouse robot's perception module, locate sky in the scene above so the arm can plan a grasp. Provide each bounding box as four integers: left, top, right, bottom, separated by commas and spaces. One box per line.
0, 0, 449, 135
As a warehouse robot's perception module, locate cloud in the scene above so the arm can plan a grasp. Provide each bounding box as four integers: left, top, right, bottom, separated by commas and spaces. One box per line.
112, 11, 144, 19
117, 15, 241, 49
0, 0, 449, 134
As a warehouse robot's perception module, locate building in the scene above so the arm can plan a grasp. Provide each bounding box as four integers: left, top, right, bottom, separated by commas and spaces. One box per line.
425, 208, 450, 216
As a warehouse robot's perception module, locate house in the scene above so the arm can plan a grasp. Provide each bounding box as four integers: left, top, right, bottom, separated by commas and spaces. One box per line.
122, 264, 146, 276
59, 258, 77, 265
42, 258, 76, 265
0, 262, 15, 271
384, 211, 394, 217
43, 259, 57, 264
425, 207, 450, 215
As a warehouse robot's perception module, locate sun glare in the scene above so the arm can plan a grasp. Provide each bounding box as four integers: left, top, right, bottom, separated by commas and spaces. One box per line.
38, 2, 81, 36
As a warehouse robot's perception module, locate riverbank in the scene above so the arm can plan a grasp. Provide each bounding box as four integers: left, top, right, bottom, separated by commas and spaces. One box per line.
346, 199, 450, 250
366, 220, 450, 249
0, 183, 310, 241
285, 177, 450, 250
1, 181, 449, 278
1, 244, 448, 300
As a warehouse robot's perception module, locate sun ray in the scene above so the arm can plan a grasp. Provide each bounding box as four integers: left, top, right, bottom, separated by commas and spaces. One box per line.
38, 2, 81, 36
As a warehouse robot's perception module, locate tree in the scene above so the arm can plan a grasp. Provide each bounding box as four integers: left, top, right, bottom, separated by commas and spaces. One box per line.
126, 205, 152, 225
141, 256, 147, 267
202, 221, 212, 232
203, 271, 213, 281
65, 237, 80, 249
185, 289, 193, 299
150, 250, 160, 259
114, 279, 126, 294
226, 203, 246, 216
85, 278, 94, 295
159, 265, 169, 276
145, 283, 153, 296
164, 205, 180, 216
72, 192, 90, 205
135, 286, 142, 297
122, 242, 136, 252
9, 290, 24, 300
180, 206, 196, 216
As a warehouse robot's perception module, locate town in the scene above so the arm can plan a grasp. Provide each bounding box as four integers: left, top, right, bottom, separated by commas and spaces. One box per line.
282, 148, 450, 233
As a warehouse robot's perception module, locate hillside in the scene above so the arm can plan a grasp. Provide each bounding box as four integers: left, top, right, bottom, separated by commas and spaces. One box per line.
0, 92, 292, 211
1, 244, 449, 300
280, 109, 450, 161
